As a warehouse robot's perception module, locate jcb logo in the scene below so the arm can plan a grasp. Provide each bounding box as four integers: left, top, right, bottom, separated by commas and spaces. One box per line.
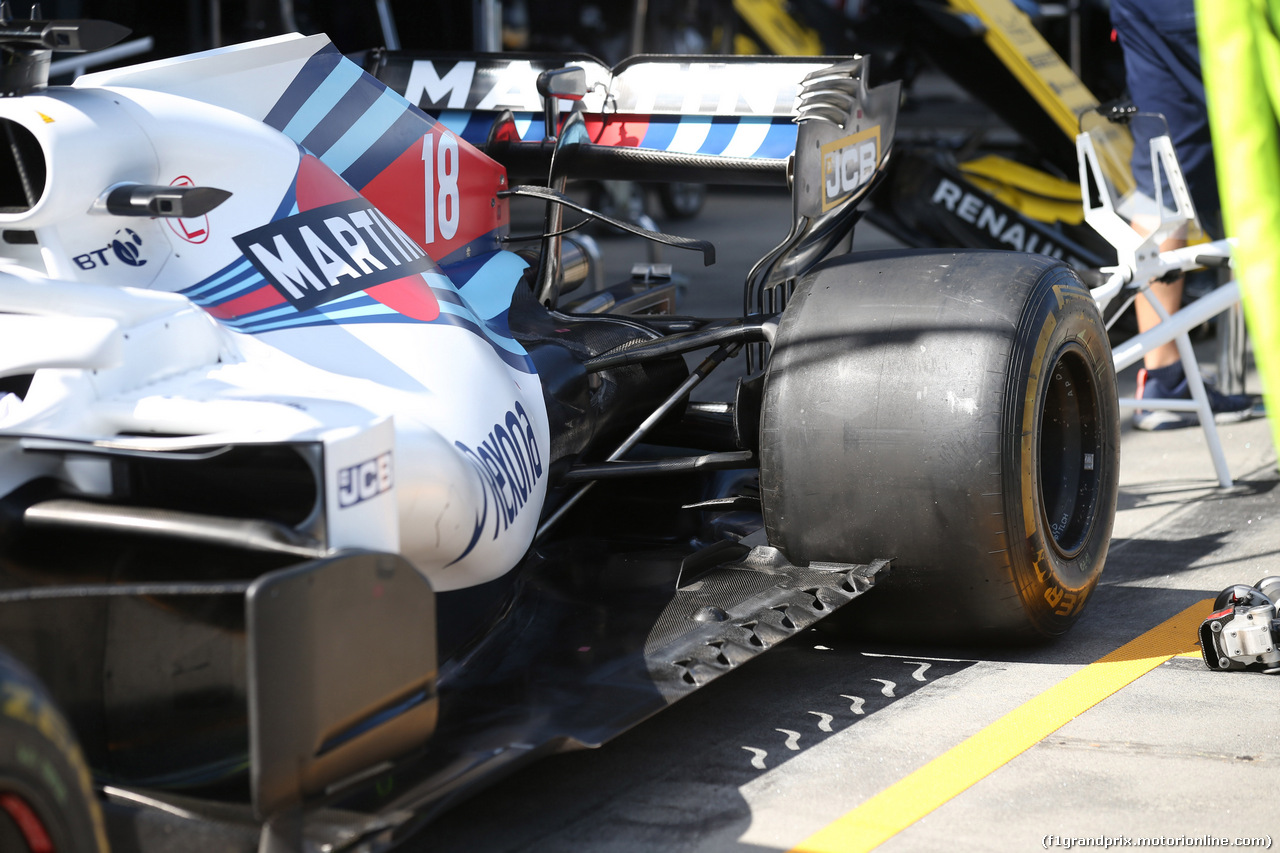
821, 127, 880, 212
337, 451, 393, 509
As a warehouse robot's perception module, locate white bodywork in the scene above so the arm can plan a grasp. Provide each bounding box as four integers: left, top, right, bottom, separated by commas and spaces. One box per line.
0, 34, 549, 591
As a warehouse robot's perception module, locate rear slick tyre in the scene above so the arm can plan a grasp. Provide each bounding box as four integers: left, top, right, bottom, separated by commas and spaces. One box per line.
760, 249, 1119, 641
0, 651, 108, 853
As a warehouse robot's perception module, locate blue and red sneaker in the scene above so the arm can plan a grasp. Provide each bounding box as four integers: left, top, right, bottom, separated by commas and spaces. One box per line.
1132, 364, 1256, 431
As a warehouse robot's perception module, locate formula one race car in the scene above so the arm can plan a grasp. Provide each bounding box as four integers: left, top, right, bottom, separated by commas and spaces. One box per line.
0, 15, 1119, 852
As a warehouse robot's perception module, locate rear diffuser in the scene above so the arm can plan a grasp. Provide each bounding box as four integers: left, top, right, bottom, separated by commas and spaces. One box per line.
363, 544, 889, 842
107, 544, 888, 851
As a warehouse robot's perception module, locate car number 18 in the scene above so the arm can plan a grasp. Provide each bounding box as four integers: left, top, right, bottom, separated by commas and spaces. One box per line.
423, 132, 460, 244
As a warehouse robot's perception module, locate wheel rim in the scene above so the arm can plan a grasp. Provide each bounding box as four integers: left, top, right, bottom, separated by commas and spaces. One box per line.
1038, 344, 1103, 559
0, 792, 55, 853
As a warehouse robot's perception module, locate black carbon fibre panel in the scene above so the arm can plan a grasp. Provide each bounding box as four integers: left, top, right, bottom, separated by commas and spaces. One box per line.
644, 550, 887, 698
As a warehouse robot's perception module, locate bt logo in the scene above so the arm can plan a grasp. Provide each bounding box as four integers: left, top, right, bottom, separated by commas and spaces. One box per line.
73, 228, 147, 269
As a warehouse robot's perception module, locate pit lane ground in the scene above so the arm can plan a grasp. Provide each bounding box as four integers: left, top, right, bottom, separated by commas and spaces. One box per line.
402, 187, 1280, 852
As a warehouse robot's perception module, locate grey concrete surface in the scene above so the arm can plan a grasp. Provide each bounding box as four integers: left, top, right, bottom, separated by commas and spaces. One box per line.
406, 188, 1280, 852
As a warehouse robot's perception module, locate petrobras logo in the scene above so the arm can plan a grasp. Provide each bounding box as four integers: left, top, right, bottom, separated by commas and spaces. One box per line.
233, 199, 433, 311
456, 403, 544, 542
821, 127, 879, 212
337, 450, 393, 509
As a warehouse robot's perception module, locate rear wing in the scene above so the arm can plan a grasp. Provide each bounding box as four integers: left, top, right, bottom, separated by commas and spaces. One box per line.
364, 51, 872, 187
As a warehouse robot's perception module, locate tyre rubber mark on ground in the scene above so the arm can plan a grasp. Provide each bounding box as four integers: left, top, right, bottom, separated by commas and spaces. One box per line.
808, 711, 834, 732
778, 729, 802, 750
839, 695, 865, 715
905, 662, 931, 682
787, 598, 1210, 853
871, 679, 895, 698
743, 747, 768, 770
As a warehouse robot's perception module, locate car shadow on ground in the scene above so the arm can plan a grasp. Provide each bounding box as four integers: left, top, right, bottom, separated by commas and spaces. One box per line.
412, 637, 974, 852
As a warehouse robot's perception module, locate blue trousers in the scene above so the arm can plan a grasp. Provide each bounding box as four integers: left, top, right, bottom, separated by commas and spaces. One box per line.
1110, 0, 1221, 237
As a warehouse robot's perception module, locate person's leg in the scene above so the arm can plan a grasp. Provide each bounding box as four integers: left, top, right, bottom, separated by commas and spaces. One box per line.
1113, 0, 1250, 429
1132, 234, 1185, 372
1113, 1, 1189, 377
1128, 226, 1252, 430
1112, 0, 1219, 221
1128, 222, 1197, 431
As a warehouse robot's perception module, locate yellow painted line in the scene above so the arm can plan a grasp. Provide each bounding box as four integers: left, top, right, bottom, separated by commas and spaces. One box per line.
789, 599, 1212, 853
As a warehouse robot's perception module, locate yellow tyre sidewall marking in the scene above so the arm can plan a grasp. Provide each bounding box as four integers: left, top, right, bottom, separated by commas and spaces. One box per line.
1, 681, 110, 853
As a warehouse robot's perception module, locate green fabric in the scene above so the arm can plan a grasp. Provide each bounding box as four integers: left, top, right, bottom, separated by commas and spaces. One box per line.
1198, 0, 1280, 457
